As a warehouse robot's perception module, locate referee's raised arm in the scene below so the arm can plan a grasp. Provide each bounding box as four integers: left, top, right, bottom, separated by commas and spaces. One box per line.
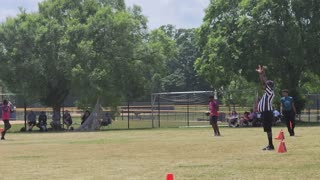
256, 65, 267, 89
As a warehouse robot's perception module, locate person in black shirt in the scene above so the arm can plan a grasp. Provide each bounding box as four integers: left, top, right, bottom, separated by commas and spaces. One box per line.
81, 110, 90, 125
63, 110, 73, 130
38, 111, 48, 132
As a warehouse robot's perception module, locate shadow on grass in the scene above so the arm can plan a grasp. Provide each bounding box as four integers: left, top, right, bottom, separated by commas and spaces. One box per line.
5, 120, 319, 134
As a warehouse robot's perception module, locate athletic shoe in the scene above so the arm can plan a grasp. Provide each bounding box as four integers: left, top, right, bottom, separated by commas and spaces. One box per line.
212, 133, 220, 137
262, 145, 274, 151
1, 137, 5, 140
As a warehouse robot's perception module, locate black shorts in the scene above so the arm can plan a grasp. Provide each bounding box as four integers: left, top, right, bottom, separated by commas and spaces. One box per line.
64, 120, 72, 126
210, 116, 218, 124
282, 110, 295, 122
261, 111, 273, 132
3, 120, 11, 130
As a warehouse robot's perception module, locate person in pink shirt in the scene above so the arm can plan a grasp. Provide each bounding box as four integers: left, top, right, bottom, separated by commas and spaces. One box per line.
209, 96, 221, 136
1, 100, 12, 140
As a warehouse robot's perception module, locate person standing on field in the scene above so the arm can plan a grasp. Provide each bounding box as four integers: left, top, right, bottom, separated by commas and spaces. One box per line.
1, 100, 12, 140
280, 89, 297, 136
256, 65, 275, 151
209, 96, 221, 136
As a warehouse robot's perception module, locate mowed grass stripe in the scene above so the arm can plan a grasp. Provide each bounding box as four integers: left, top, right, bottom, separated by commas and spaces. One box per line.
0, 127, 320, 180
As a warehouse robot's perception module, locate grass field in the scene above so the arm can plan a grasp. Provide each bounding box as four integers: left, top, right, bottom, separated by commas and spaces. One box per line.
1, 126, 320, 180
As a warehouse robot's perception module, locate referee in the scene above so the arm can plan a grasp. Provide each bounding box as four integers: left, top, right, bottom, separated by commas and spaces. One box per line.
256, 65, 275, 151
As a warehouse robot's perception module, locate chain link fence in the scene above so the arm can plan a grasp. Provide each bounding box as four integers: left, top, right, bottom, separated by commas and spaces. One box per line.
2, 93, 319, 131
299, 94, 320, 122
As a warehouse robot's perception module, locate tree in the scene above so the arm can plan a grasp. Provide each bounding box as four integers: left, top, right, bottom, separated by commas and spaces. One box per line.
175, 28, 211, 91
156, 25, 211, 92
142, 28, 178, 93
197, 0, 320, 111
70, 2, 149, 105
0, 0, 149, 111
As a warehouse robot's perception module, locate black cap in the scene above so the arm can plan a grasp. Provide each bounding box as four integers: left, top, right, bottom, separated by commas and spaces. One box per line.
266, 80, 274, 89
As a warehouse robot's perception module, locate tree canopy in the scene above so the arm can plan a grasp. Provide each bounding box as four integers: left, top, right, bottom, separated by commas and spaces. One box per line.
1, 0, 319, 112
0, 0, 210, 110
196, 0, 320, 112
0, 0, 148, 110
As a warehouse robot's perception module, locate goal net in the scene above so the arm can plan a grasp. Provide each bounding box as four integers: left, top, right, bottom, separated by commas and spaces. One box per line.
151, 91, 215, 127
77, 99, 104, 131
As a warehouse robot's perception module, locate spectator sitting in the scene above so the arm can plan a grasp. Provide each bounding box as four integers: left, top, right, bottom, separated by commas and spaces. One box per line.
273, 109, 281, 125
101, 112, 112, 126
240, 112, 250, 127
27, 110, 37, 131
50, 110, 61, 130
248, 109, 256, 125
227, 111, 239, 127
81, 110, 90, 125
63, 110, 73, 130
37, 111, 48, 132
252, 112, 262, 127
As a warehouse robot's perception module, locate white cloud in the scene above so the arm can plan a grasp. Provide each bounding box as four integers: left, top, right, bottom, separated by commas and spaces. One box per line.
0, 0, 210, 29
126, 0, 209, 29
0, 0, 43, 22
0, 9, 17, 22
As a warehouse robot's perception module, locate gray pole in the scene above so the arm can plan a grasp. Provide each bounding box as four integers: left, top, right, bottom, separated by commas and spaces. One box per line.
127, 101, 130, 129
317, 94, 319, 122
158, 96, 160, 128
187, 94, 190, 127
24, 102, 27, 131
151, 94, 154, 128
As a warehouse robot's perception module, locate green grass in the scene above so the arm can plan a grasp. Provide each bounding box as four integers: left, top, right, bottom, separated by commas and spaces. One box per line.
1, 126, 320, 180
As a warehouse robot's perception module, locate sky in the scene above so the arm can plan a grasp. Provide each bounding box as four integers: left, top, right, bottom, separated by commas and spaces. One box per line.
0, 0, 209, 29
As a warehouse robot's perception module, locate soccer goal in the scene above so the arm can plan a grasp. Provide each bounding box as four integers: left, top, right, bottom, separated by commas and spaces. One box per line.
151, 91, 215, 128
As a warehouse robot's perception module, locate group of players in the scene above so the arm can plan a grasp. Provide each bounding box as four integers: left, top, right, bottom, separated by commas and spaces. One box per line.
208, 65, 297, 151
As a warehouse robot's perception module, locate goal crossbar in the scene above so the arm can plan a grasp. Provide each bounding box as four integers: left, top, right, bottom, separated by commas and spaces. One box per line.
152, 91, 213, 96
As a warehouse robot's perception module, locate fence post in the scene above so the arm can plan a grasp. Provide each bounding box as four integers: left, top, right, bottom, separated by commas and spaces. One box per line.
187, 94, 190, 127
308, 108, 310, 122
24, 102, 27, 131
62, 104, 64, 129
158, 96, 160, 128
121, 108, 124, 121
151, 94, 153, 128
317, 94, 320, 122
127, 101, 130, 129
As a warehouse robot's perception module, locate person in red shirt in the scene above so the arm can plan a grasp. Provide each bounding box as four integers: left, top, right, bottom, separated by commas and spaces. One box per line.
209, 96, 221, 136
1, 100, 12, 140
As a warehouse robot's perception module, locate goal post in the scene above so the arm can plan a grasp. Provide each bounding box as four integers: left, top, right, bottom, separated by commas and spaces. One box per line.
151, 91, 215, 128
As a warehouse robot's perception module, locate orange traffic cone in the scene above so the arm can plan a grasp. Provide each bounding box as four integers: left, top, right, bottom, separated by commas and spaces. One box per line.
275, 129, 285, 140
166, 173, 174, 180
278, 140, 287, 153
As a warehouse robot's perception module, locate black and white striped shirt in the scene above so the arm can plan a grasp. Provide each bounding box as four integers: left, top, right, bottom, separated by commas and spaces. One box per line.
258, 85, 274, 112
